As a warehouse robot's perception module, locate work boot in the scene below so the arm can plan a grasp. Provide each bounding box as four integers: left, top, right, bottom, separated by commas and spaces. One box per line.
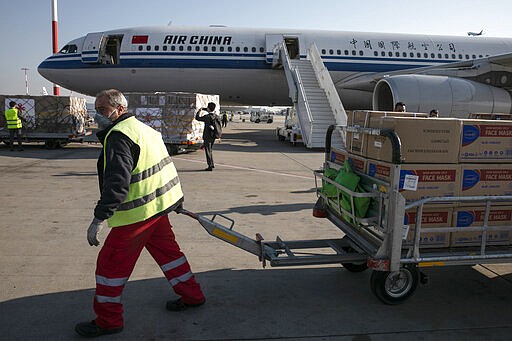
166, 298, 205, 312
75, 320, 123, 338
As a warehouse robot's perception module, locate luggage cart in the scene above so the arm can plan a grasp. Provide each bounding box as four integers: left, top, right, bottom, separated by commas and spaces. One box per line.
180, 124, 512, 304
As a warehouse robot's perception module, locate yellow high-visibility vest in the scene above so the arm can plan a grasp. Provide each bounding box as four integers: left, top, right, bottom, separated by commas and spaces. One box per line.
4, 108, 22, 129
103, 116, 184, 227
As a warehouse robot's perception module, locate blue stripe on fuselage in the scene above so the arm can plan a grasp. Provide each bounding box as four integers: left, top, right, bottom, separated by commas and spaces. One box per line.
39, 51, 451, 73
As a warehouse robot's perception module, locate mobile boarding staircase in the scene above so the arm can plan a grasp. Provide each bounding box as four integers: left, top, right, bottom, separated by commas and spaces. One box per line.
272, 42, 346, 149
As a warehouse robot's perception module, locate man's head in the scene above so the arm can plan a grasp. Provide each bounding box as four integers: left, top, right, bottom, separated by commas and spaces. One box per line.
394, 102, 406, 112
95, 89, 128, 122
429, 109, 439, 117
207, 102, 216, 112
9, 101, 16, 108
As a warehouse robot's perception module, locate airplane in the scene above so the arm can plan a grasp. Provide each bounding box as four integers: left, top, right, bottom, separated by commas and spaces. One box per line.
38, 25, 512, 117
468, 30, 483, 36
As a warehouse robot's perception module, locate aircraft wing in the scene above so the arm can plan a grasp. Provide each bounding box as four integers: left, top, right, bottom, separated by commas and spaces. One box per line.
336, 52, 512, 92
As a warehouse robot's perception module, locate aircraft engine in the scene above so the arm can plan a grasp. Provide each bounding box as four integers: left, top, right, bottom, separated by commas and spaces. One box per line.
372, 74, 512, 117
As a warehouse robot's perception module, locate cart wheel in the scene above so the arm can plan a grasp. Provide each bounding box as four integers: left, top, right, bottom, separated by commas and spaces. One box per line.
370, 265, 419, 304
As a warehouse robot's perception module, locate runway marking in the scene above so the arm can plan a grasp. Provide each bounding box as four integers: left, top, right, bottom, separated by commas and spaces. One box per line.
173, 157, 314, 180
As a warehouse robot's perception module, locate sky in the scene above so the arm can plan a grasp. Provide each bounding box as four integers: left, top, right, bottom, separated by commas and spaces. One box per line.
1, 0, 510, 102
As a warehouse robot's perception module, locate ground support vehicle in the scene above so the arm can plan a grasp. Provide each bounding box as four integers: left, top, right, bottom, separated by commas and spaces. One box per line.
181, 124, 512, 304
0, 95, 90, 148
276, 108, 302, 146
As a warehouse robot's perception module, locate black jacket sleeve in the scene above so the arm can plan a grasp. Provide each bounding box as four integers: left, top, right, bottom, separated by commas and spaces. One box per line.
94, 131, 140, 220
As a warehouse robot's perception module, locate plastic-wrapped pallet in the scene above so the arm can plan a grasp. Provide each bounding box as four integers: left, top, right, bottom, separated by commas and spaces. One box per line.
125, 92, 219, 152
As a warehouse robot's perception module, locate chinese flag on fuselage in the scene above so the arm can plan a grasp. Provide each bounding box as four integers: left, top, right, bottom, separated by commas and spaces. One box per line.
131, 35, 149, 44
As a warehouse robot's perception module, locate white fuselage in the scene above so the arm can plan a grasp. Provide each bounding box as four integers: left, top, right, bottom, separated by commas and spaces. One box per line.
38, 26, 512, 107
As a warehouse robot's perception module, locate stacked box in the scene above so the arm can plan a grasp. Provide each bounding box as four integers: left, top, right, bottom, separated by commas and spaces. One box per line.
1, 95, 87, 134
367, 160, 459, 205
459, 119, 512, 163
403, 207, 452, 248
329, 147, 366, 173
125, 92, 219, 144
451, 206, 512, 246
365, 117, 461, 163
459, 164, 512, 205
346, 111, 428, 156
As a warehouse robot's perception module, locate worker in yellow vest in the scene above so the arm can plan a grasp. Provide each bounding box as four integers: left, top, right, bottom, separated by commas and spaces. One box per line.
4, 101, 23, 151
75, 89, 205, 338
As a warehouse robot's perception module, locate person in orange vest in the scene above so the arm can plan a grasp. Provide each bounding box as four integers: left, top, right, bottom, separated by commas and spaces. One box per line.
75, 89, 205, 338
4, 101, 23, 151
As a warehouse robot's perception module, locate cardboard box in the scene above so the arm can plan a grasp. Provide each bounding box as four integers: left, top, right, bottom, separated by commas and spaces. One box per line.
367, 160, 460, 205
365, 117, 461, 163
403, 207, 452, 248
459, 119, 512, 163
330, 147, 366, 173
345, 111, 428, 156
451, 206, 512, 246
460, 164, 512, 205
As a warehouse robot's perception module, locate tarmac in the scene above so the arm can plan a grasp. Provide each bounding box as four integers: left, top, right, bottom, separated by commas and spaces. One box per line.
1, 115, 512, 340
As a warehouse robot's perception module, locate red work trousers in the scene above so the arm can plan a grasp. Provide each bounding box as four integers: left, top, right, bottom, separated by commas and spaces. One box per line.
93, 214, 205, 329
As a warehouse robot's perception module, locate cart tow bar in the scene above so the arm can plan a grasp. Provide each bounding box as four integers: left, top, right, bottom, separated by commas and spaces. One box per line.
178, 208, 264, 261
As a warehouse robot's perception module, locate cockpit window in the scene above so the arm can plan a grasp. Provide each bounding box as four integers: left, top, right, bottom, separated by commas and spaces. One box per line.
59, 44, 78, 54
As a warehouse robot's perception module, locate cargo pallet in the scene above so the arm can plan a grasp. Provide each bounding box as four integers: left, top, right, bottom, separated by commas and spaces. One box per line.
180, 124, 512, 304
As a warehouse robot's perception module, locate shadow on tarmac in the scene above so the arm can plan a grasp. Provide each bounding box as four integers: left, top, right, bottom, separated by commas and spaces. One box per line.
2, 266, 512, 340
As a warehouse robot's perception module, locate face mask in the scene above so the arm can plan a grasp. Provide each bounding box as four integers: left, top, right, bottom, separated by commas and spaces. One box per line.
94, 112, 113, 129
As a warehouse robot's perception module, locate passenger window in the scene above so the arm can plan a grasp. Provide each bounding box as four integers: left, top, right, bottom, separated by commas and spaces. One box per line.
472, 54, 476, 59
444, 54, 449, 58
235, 47, 240, 52
329, 49, 334, 55
344, 50, 349, 55
430, 53, 435, 58
337, 50, 341, 55
402, 52, 407, 57
388, 51, 393, 57
187, 46, 191, 51
155, 45, 159, 51
395, 52, 400, 57
438, 53, 442, 58
410, 52, 414, 57
381, 51, 386, 56
195, 46, 200, 51
252, 47, 256, 52
179, 46, 184, 51
374, 51, 378, 56
359, 50, 364, 56
220, 46, 224, 52
171, 46, 176, 51
163, 46, 167, 51
228, 46, 232, 52
204, 46, 208, 51
212, 46, 216, 52
260, 47, 264, 53
322, 49, 326, 54
138, 46, 143, 51
417, 52, 421, 58
352, 50, 357, 56
465, 54, 470, 59
146, 46, 151, 51
424, 53, 428, 58
458, 54, 462, 59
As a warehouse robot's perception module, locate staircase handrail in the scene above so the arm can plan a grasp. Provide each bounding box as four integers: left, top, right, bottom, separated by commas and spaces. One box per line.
307, 43, 347, 127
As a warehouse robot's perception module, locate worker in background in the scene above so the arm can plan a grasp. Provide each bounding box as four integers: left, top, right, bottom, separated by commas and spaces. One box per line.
429, 109, 439, 118
4, 101, 23, 151
75, 89, 205, 338
394, 102, 406, 112
222, 112, 228, 128
195, 102, 218, 171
